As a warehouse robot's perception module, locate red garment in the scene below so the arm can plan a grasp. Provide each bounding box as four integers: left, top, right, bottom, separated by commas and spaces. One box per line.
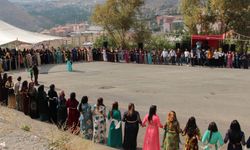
66, 99, 80, 130
142, 114, 163, 150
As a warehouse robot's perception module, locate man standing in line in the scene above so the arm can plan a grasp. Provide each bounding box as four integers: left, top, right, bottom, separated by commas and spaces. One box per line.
161, 49, 169, 65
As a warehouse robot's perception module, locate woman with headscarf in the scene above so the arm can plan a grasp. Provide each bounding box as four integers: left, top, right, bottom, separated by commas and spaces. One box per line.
38, 85, 49, 121
66, 92, 80, 134
5, 76, 15, 108
202, 122, 224, 150
92, 97, 106, 144
107, 101, 122, 148
224, 120, 246, 150
182, 116, 201, 150
142, 105, 163, 150
48, 84, 58, 124
163, 111, 182, 150
78, 96, 93, 140
20, 80, 29, 115
57, 91, 67, 129
122, 103, 141, 150
28, 82, 39, 119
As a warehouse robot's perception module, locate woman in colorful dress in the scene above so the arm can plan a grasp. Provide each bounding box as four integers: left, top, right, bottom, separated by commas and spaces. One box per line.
107, 101, 122, 148
224, 120, 246, 150
182, 116, 201, 150
92, 97, 106, 144
142, 105, 163, 150
202, 122, 224, 150
122, 103, 141, 150
5, 76, 15, 108
57, 91, 67, 129
66, 92, 80, 134
78, 96, 93, 140
163, 111, 182, 150
28, 82, 39, 119
20, 81, 29, 115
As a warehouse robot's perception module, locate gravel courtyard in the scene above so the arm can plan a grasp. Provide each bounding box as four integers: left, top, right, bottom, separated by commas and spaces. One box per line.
10, 62, 250, 149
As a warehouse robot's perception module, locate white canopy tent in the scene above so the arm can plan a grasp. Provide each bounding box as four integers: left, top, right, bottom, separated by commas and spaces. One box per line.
0, 20, 62, 46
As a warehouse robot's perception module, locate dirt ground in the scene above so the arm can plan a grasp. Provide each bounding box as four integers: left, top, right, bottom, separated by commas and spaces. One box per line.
4, 62, 250, 150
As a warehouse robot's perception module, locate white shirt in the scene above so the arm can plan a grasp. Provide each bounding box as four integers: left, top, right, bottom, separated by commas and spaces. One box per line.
184, 51, 190, 58
213, 51, 219, 59
196, 49, 201, 59
170, 50, 176, 57
161, 50, 168, 58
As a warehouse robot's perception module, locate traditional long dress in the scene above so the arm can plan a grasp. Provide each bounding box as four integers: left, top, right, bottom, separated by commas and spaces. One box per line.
163, 121, 182, 150
38, 91, 49, 121
29, 88, 39, 119
66, 60, 72, 72
57, 96, 67, 129
142, 114, 163, 150
147, 52, 152, 64
92, 104, 106, 144
21, 88, 29, 115
0, 58, 3, 73
78, 103, 93, 140
102, 50, 107, 62
224, 129, 245, 150
144, 52, 148, 64
36, 52, 41, 66
48, 90, 58, 124
107, 109, 122, 148
202, 130, 224, 150
123, 111, 141, 150
183, 128, 201, 150
14, 81, 22, 111
66, 98, 80, 133
5, 81, 15, 108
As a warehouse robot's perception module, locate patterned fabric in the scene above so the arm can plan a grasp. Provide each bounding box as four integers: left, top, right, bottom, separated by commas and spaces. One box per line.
92, 104, 106, 144
79, 103, 93, 140
184, 128, 201, 150
163, 121, 181, 150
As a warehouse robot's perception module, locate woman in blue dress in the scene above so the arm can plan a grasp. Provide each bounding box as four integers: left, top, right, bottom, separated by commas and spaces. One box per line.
147, 50, 152, 64
78, 96, 93, 140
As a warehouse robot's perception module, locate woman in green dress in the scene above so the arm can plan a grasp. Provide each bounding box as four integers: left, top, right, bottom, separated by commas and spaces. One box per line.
202, 122, 224, 150
163, 111, 182, 150
107, 101, 122, 148
78, 96, 93, 140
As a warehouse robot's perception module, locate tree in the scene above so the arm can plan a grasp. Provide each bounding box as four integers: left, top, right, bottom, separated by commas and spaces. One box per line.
210, 0, 250, 36
92, 0, 144, 48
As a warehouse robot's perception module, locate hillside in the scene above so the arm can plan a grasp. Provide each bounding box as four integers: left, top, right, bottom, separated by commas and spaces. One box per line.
4, 0, 180, 31
0, 0, 42, 31
0, 106, 112, 150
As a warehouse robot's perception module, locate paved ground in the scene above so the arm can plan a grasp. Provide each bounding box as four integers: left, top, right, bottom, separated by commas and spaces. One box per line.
10, 62, 250, 149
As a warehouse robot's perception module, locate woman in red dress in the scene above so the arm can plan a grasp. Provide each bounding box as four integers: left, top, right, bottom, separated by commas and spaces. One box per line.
66, 92, 80, 134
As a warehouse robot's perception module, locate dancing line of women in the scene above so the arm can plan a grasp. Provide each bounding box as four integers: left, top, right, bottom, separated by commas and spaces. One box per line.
0, 73, 250, 150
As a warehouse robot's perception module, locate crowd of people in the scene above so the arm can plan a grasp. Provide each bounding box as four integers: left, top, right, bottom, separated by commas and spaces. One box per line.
0, 47, 249, 73
1, 72, 250, 150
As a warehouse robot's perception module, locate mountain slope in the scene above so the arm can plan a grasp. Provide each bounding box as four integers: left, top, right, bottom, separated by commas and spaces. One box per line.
0, 0, 42, 31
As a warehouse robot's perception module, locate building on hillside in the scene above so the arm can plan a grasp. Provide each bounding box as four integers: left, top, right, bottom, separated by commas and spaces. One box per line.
156, 15, 184, 33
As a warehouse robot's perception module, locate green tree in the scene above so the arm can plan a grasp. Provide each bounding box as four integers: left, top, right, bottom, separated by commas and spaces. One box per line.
92, 0, 144, 48
146, 35, 174, 50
